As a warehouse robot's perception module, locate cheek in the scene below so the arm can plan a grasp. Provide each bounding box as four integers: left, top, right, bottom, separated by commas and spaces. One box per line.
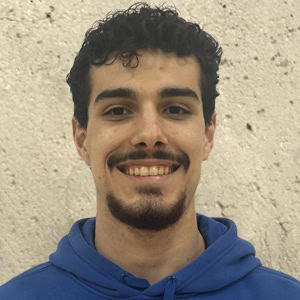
183, 129, 205, 153
185, 135, 206, 177
86, 132, 107, 171
88, 127, 129, 168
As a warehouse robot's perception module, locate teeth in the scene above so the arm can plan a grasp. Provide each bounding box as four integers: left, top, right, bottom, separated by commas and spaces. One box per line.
158, 167, 164, 175
125, 166, 176, 176
149, 166, 158, 176
134, 167, 140, 176
140, 167, 149, 176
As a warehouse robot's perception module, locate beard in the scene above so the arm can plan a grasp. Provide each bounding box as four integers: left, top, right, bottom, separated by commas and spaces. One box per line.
106, 186, 187, 231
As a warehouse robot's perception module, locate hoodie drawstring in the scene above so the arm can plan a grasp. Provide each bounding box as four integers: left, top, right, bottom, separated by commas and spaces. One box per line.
121, 273, 149, 289
163, 276, 177, 300
121, 273, 177, 299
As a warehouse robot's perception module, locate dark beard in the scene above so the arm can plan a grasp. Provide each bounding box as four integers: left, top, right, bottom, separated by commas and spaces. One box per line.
106, 187, 187, 231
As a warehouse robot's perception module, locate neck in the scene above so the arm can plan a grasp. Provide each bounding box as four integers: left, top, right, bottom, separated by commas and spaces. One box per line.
94, 205, 205, 285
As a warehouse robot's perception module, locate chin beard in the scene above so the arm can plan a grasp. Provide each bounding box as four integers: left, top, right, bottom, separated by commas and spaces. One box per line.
106, 187, 187, 231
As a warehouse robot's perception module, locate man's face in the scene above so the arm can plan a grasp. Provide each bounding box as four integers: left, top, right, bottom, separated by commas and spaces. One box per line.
74, 50, 215, 231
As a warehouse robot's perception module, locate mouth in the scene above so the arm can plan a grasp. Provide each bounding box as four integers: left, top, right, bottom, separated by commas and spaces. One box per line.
117, 164, 180, 177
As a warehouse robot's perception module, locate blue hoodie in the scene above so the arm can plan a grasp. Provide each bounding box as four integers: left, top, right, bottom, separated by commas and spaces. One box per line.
1, 214, 299, 299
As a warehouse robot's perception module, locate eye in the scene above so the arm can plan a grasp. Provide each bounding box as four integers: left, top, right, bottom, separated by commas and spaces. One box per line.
164, 106, 190, 115
103, 107, 131, 116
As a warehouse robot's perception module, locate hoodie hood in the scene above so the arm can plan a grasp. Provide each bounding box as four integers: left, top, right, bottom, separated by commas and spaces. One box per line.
49, 214, 261, 299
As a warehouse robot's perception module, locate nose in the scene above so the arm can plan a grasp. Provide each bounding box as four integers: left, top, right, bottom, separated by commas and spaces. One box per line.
130, 106, 168, 150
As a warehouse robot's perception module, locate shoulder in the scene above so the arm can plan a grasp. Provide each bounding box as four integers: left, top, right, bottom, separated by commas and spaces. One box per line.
0, 262, 72, 300
244, 266, 300, 299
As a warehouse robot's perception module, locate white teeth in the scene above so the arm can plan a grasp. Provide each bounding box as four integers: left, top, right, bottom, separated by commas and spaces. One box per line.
140, 167, 149, 176
158, 167, 164, 175
134, 167, 140, 176
149, 166, 158, 176
125, 166, 176, 176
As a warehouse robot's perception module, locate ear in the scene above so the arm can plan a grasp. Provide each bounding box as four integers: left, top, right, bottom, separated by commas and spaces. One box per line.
203, 112, 216, 161
72, 117, 91, 166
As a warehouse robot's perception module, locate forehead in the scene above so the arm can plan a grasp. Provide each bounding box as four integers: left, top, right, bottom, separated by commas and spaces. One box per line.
88, 51, 202, 103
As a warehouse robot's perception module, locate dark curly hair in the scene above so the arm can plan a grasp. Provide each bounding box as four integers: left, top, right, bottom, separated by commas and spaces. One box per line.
66, 2, 222, 129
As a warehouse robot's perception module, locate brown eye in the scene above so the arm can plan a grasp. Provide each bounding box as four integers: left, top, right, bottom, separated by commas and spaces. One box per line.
104, 107, 130, 116
165, 106, 190, 115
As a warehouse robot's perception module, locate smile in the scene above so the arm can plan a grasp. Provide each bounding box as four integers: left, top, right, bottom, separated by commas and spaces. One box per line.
117, 164, 180, 177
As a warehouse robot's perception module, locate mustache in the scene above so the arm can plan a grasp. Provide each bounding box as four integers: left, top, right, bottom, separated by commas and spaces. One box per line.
107, 150, 190, 171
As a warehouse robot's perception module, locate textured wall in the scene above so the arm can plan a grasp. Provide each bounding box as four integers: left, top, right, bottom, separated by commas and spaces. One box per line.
0, 0, 299, 285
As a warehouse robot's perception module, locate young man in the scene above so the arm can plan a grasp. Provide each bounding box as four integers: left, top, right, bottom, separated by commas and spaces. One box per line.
1, 3, 299, 300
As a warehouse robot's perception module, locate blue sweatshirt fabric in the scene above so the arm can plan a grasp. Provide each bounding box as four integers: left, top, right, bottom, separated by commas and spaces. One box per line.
1, 214, 300, 299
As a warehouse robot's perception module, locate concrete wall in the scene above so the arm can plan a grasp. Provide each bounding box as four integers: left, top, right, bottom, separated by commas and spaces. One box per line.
0, 0, 299, 284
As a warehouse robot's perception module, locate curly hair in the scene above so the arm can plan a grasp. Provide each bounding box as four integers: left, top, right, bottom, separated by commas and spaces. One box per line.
66, 2, 222, 129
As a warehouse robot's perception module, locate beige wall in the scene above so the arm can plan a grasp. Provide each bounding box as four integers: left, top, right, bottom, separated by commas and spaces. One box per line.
0, 0, 299, 284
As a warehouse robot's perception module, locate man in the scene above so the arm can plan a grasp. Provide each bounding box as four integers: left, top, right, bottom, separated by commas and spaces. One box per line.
0, 2, 299, 299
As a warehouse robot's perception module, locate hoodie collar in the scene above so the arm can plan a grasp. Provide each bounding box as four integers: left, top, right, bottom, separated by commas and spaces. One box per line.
50, 214, 261, 299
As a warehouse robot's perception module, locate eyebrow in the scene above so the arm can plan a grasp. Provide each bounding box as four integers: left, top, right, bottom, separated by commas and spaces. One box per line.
160, 88, 200, 102
94, 87, 200, 105
94, 88, 138, 105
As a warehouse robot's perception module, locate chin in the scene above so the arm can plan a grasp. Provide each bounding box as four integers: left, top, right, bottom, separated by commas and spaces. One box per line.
106, 189, 187, 231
